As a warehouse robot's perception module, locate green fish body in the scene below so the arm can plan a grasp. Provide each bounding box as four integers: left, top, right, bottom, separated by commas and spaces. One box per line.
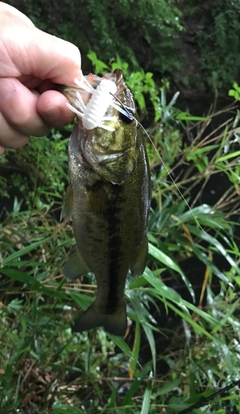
62, 69, 151, 336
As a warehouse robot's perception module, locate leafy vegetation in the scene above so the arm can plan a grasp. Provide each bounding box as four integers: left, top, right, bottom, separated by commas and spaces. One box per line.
8, 0, 240, 93
9, 0, 183, 76
196, 0, 240, 91
1, 54, 240, 412
178, 0, 240, 92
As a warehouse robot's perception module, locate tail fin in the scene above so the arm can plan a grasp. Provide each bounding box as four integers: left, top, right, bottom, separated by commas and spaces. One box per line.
72, 301, 127, 337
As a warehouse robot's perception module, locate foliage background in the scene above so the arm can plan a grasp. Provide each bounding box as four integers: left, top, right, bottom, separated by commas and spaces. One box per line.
7, 0, 240, 95
1, 1, 240, 413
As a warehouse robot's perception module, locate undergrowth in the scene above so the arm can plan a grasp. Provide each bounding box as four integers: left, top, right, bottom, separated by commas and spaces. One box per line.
0, 60, 240, 413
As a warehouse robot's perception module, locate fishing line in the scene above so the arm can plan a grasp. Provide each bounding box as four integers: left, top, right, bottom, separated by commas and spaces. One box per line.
112, 89, 240, 413
137, 122, 213, 238
111, 90, 205, 232
111, 93, 219, 244
139, 119, 238, 274
136, 119, 240, 413
111, 92, 135, 121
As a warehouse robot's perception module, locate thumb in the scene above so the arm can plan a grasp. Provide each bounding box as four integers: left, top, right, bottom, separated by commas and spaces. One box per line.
1, 3, 81, 85
24, 27, 82, 85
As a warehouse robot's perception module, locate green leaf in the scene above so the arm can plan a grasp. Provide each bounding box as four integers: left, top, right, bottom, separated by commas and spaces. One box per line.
87, 50, 109, 74
68, 292, 93, 310
121, 365, 151, 407
217, 150, 240, 162
142, 324, 156, 376
53, 403, 85, 414
176, 112, 206, 121
108, 336, 135, 360
155, 378, 182, 396
148, 243, 184, 276
178, 204, 227, 227
1, 237, 52, 266
128, 275, 149, 289
187, 224, 240, 277
129, 321, 141, 376
143, 267, 187, 310
140, 372, 153, 414
1, 268, 41, 288
143, 269, 220, 342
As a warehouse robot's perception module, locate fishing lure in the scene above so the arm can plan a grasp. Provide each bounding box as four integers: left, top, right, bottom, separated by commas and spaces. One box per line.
66, 76, 134, 131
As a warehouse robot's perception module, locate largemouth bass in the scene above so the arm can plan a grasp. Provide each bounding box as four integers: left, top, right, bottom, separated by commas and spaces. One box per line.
62, 69, 151, 337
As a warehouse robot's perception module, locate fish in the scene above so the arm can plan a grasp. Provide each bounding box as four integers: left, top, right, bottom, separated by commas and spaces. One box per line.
61, 69, 151, 337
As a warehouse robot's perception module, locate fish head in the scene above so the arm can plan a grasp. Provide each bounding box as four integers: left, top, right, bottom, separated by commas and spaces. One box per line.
64, 69, 139, 184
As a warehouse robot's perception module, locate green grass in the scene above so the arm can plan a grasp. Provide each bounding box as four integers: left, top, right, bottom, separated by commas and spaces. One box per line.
0, 85, 240, 413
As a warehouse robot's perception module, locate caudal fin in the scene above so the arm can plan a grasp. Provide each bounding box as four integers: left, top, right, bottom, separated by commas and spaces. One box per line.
72, 301, 127, 337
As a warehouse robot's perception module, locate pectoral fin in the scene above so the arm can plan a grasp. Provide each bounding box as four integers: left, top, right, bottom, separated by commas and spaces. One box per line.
130, 236, 148, 277
61, 184, 74, 221
63, 245, 89, 281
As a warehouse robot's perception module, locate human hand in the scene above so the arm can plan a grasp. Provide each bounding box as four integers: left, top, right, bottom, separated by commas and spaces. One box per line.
0, 2, 81, 155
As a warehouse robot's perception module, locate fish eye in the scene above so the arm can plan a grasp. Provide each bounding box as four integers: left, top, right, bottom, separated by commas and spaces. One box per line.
119, 111, 134, 124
